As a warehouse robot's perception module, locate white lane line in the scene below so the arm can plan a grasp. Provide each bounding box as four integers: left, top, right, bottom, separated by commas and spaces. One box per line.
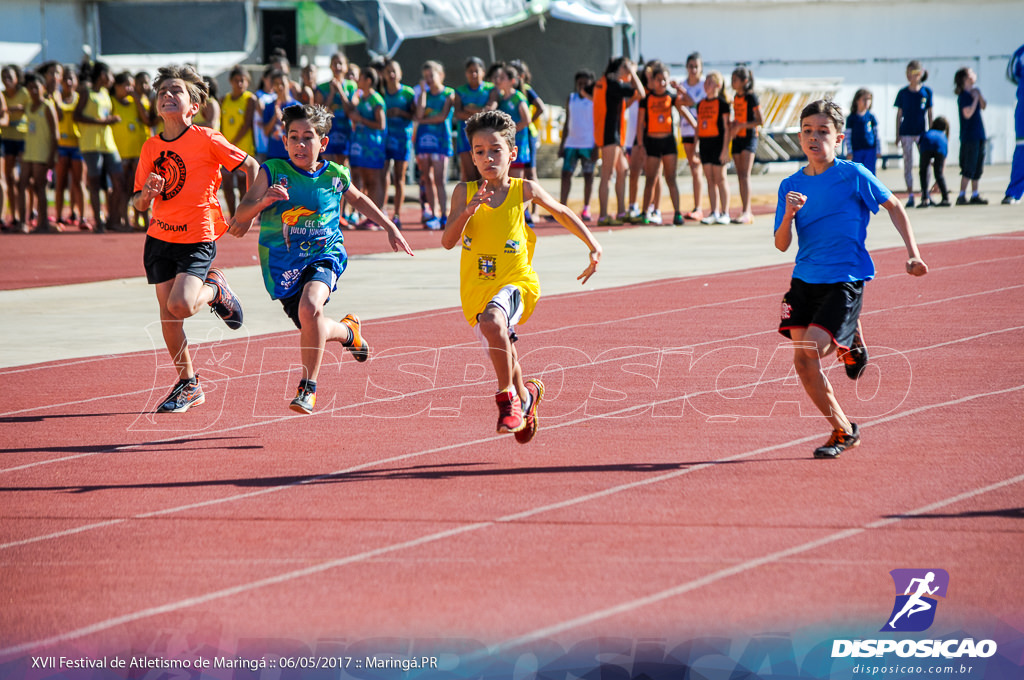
1, 381, 1021, 659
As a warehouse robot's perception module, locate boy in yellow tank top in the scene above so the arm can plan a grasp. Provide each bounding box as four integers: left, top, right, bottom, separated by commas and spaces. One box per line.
443, 110, 602, 443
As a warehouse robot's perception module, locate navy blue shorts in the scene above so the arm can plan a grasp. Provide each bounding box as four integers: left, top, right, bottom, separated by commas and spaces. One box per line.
959, 140, 985, 180
279, 262, 340, 329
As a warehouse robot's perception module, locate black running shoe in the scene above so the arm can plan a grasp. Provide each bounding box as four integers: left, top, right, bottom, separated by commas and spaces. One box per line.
289, 381, 316, 414
813, 423, 860, 459
840, 329, 869, 380
156, 376, 205, 413
205, 268, 244, 330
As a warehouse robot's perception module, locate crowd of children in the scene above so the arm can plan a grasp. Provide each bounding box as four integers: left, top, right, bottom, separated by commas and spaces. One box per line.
0, 54, 1016, 233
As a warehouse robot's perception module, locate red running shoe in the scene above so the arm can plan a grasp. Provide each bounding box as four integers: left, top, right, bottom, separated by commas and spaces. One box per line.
495, 390, 525, 434
514, 379, 545, 444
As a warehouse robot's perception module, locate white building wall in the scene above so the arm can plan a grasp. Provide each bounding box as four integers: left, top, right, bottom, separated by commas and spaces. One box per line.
1, 0, 91, 66
627, 0, 1024, 162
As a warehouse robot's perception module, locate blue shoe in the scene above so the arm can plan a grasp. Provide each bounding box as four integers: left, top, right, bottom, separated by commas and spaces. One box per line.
424, 216, 442, 231
157, 376, 205, 413
205, 268, 244, 330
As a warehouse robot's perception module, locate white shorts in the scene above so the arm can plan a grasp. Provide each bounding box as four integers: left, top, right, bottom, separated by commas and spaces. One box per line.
472, 284, 524, 348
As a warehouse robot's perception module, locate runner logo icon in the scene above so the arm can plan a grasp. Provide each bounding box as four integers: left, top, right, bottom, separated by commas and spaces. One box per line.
881, 568, 949, 632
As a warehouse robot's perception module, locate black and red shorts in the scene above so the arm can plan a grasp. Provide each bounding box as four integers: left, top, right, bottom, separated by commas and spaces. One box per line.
778, 278, 864, 352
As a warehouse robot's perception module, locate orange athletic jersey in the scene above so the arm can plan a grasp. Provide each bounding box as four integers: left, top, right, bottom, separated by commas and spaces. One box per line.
642, 93, 674, 137
732, 93, 760, 138
592, 75, 629, 147
135, 125, 248, 243
697, 96, 729, 139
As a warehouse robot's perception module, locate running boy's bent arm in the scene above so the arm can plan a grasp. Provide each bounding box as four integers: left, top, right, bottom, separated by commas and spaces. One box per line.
523, 179, 602, 283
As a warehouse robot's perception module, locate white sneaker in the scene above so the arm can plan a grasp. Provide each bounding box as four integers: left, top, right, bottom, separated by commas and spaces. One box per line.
700, 213, 718, 225
628, 204, 642, 220
715, 213, 731, 225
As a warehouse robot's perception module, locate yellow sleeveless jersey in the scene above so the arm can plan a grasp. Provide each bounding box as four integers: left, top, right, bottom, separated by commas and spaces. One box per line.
459, 178, 541, 326
111, 95, 150, 159
56, 92, 80, 148
22, 101, 56, 163
79, 88, 118, 153
1, 87, 29, 140
220, 91, 256, 156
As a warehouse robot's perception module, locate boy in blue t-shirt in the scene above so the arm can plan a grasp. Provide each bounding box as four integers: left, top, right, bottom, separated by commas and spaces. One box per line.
232, 104, 414, 414
774, 100, 928, 459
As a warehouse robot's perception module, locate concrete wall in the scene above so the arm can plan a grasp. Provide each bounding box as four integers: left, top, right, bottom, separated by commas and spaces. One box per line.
627, 0, 1024, 162
1, 0, 92, 66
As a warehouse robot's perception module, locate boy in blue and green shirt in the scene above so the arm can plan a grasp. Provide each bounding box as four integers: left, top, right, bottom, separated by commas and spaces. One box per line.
233, 103, 414, 414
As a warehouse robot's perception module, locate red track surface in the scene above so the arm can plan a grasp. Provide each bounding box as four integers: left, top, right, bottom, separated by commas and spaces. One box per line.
1, 234, 1022, 664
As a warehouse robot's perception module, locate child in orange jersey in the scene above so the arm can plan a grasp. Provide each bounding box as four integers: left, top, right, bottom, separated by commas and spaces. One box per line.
131, 65, 259, 413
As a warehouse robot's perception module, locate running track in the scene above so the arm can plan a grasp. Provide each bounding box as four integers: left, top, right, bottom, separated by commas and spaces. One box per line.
1, 234, 1022, 676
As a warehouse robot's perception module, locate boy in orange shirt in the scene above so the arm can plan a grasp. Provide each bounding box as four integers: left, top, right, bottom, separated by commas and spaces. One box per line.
132, 65, 259, 413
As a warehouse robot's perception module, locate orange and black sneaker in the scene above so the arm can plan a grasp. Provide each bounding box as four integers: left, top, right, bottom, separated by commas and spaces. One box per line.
156, 375, 205, 413
205, 268, 244, 330
839, 327, 868, 380
515, 379, 545, 444
289, 379, 317, 414
813, 423, 860, 459
495, 390, 526, 434
340, 314, 370, 362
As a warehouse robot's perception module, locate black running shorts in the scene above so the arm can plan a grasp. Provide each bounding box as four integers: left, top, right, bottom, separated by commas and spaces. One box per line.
143, 236, 216, 285
778, 278, 864, 352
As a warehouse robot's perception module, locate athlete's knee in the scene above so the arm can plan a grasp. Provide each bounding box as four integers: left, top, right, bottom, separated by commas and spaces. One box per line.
477, 308, 507, 340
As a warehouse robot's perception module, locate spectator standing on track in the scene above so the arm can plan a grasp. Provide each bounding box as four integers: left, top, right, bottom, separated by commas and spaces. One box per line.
774, 99, 928, 459
2, 64, 29, 230
443, 110, 601, 443
845, 89, 880, 175
414, 60, 455, 231
348, 66, 388, 229
728, 66, 762, 224
53, 65, 86, 229
639, 62, 686, 225
454, 57, 495, 183
262, 69, 300, 161
18, 72, 58, 232
677, 52, 706, 221
696, 71, 731, 225
557, 69, 597, 222
1003, 43, 1024, 205
917, 117, 951, 208
954, 66, 988, 205
380, 58, 416, 229
111, 71, 151, 231
893, 60, 933, 207
75, 61, 124, 232
593, 56, 643, 226
220, 65, 258, 215
231, 103, 412, 414
131, 65, 258, 413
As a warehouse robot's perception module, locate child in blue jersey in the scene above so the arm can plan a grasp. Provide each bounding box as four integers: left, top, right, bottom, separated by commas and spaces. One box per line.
348, 66, 388, 228
1004, 43, 1024, 205
381, 58, 416, 228
953, 67, 988, 205
489, 65, 532, 179
845, 89, 880, 175
893, 61, 933, 206
233, 104, 414, 414
774, 100, 928, 459
414, 60, 455, 230
917, 117, 950, 207
316, 52, 357, 167
454, 57, 495, 182
262, 70, 300, 160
